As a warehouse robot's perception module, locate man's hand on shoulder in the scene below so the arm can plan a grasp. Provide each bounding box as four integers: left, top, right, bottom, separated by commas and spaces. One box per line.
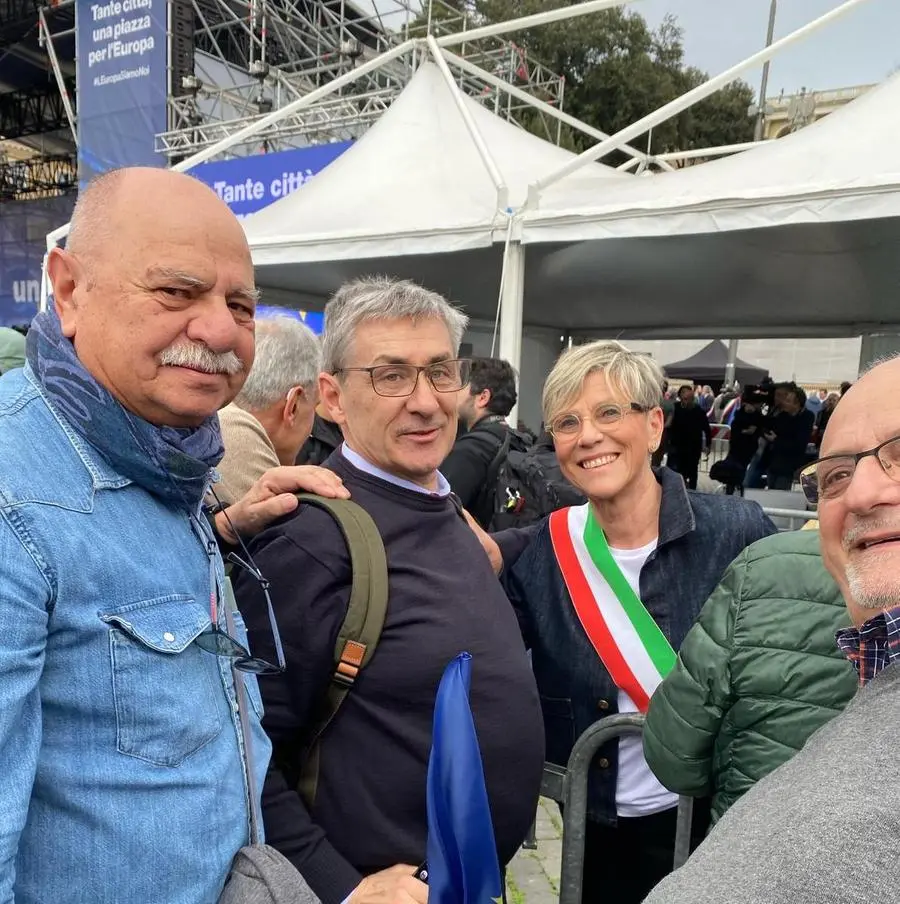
348, 865, 428, 904
216, 465, 351, 544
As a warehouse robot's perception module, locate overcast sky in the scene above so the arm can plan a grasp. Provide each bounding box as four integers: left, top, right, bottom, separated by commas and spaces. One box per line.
365, 0, 896, 98
636, 0, 896, 96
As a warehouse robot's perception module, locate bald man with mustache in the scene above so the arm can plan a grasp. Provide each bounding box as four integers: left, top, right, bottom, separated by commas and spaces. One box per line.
0, 167, 346, 904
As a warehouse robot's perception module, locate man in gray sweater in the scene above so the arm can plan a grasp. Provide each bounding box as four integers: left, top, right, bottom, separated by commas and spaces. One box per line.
644, 357, 900, 904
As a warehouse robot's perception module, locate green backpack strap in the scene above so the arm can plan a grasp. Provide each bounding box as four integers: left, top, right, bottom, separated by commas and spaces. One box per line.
293, 494, 389, 807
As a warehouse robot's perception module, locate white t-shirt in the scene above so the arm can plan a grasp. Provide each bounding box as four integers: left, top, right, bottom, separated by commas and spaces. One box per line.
607, 539, 679, 818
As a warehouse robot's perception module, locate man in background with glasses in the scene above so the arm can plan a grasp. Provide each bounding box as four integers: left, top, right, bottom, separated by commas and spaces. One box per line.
0, 167, 346, 904
235, 276, 544, 904
643, 356, 900, 904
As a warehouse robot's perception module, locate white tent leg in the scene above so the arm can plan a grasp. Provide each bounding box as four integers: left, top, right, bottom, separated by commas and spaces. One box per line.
498, 241, 525, 426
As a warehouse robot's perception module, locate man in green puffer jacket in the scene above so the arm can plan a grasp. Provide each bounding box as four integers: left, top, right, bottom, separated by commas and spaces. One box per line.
642, 528, 857, 826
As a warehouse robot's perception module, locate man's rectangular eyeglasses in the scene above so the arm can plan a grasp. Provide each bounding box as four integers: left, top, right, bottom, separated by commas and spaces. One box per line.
549, 402, 648, 438
334, 358, 472, 397
799, 435, 900, 505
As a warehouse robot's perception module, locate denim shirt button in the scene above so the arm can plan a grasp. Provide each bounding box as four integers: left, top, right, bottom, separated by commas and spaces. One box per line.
163, 632, 175, 642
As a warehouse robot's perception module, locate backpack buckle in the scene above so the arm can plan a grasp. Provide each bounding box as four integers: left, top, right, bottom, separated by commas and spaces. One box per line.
333, 640, 367, 688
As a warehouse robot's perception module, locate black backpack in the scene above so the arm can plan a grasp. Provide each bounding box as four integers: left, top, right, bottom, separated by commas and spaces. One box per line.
485, 433, 586, 531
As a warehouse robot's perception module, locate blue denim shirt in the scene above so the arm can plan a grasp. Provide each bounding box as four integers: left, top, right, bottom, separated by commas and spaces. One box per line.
504, 467, 777, 827
0, 367, 271, 904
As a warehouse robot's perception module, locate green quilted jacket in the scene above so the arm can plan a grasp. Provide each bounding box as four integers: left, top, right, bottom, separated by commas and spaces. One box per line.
643, 528, 857, 826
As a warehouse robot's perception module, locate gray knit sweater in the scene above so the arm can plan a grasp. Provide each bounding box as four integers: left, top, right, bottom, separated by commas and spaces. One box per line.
644, 661, 900, 904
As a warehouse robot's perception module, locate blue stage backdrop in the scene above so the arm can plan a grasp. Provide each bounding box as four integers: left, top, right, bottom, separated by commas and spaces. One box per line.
76, 0, 169, 185
189, 143, 351, 220
0, 196, 77, 328
4, 143, 349, 328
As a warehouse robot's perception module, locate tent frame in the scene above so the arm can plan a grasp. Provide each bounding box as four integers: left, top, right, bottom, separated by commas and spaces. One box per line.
42, 0, 879, 416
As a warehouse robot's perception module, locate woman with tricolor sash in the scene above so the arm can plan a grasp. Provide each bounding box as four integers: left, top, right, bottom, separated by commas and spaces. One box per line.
492, 341, 776, 904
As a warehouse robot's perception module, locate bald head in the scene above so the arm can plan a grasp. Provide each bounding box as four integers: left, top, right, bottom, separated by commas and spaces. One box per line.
67, 168, 245, 265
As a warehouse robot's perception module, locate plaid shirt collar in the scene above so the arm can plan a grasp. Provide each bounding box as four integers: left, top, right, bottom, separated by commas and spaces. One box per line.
836, 605, 900, 686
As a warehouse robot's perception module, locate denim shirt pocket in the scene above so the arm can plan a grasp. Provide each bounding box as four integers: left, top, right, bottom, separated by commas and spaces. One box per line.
99, 594, 224, 767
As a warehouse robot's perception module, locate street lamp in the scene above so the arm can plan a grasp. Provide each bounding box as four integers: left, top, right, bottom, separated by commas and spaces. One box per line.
753, 0, 778, 142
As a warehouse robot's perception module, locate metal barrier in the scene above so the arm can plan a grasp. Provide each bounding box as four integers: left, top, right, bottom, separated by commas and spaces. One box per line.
539, 714, 694, 904
760, 506, 818, 530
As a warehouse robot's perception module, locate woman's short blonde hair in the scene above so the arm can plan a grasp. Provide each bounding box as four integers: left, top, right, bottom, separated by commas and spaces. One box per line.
543, 340, 665, 425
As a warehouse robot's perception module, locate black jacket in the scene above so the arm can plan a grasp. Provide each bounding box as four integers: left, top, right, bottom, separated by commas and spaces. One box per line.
669, 403, 713, 457
728, 409, 765, 466
441, 417, 507, 525
767, 409, 815, 477
295, 414, 343, 466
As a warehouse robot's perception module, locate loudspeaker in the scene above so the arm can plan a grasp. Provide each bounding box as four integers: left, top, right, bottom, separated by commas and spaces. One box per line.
170, 0, 195, 98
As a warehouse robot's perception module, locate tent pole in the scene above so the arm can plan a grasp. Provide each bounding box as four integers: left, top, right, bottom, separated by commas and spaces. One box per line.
616, 157, 641, 172
435, 0, 637, 49
425, 35, 509, 208
44, 37, 418, 247
498, 241, 526, 426
653, 139, 774, 163
439, 47, 672, 172
724, 339, 739, 387
525, 0, 874, 208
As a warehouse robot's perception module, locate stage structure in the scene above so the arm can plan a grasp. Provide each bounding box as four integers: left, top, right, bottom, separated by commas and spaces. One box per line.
1, 0, 567, 186
158, 0, 568, 159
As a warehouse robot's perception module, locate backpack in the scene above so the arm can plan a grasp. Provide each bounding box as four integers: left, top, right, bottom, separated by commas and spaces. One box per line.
290, 494, 389, 807
487, 434, 587, 531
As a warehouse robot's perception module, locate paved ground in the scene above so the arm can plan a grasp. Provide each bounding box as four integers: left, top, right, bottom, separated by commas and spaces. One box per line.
507, 799, 562, 904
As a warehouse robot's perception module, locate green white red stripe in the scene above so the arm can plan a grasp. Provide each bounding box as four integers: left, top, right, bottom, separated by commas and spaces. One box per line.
549, 504, 676, 712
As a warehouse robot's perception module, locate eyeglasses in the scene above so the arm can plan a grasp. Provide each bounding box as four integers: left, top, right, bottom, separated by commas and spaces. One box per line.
334, 358, 472, 397
549, 402, 648, 439
799, 434, 900, 505
194, 506, 286, 676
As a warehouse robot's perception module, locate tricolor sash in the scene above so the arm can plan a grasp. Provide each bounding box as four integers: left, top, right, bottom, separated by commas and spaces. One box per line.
549, 504, 676, 712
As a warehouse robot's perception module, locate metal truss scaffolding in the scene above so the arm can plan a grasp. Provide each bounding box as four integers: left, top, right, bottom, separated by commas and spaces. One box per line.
159, 0, 568, 158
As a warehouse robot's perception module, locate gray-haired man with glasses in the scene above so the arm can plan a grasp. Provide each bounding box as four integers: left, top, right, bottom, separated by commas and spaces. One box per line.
234, 276, 544, 904
644, 356, 900, 904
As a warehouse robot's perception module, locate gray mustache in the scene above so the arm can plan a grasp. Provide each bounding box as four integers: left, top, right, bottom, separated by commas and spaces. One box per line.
158, 343, 244, 376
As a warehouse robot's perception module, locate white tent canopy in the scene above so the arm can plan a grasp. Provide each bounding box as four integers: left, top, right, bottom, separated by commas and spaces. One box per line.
241, 60, 625, 314
518, 73, 900, 337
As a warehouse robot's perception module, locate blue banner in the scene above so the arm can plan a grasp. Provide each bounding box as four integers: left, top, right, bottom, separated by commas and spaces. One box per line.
0, 196, 76, 328
76, 0, 168, 184
189, 143, 352, 220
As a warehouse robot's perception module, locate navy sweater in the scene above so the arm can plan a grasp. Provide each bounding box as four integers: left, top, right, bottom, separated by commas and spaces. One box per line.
234, 452, 544, 904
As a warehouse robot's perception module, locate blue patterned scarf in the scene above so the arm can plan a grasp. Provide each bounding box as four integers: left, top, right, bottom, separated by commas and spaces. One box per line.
26, 310, 224, 510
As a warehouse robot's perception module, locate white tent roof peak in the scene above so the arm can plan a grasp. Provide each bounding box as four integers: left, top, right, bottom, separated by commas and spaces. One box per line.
242, 60, 625, 263
526, 72, 900, 238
